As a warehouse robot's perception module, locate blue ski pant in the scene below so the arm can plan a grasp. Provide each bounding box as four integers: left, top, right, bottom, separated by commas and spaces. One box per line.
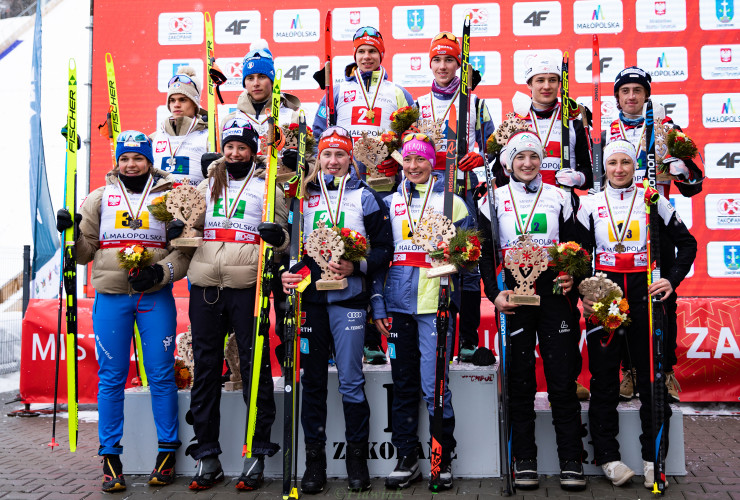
300, 302, 370, 444
387, 311, 456, 458
93, 287, 180, 455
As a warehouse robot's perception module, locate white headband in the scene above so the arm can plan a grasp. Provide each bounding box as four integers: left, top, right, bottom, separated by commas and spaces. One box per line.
603, 140, 637, 167
502, 131, 544, 170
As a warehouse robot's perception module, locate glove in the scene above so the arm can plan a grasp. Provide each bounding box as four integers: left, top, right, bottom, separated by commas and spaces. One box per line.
471, 346, 496, 366
201, 152, 222, 178
56, 209, 81, 233
458, 152, 484, 172
313, 65, 327, 90
281, 148, 298, 172
167, 219, 185, 240
128, 264, 165, 292
663, 157, 689, 181
587, 188, 599, 196
434, 151, 448, 171
472, 182, 488, 203
258, 221, 286, 247
272, 125, 285, 150
377, 158, 399, 177
555, 169, 586, 188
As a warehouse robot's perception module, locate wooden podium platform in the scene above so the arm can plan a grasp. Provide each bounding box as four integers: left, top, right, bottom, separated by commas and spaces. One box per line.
120, 363, 684, 478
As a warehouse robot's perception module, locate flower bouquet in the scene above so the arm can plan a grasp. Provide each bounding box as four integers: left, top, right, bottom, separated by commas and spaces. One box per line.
428, 228, 483, 271
174, 359, 193, 389
117, 244, 153, 272
548, 241, 591, 294
147, 194, 173, 223
334, 227, 368, 262
588, 290, 632, 333
381, 106, 420, 155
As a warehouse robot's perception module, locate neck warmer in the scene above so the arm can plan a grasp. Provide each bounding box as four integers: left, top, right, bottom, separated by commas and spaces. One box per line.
118, 172, 151, 193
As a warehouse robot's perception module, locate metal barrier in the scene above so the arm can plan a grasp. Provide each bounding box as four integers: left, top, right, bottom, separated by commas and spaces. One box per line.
0, 246, 28, 375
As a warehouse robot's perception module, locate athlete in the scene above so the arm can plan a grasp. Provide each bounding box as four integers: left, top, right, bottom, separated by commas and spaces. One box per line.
56, 131, 192, 491
576, 140, 696, 488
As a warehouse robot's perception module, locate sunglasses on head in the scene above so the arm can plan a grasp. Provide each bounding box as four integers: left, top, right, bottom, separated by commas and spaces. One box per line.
402, 132, 433, 145
117, 130, 149, 144
432, 31, 457, 42
353, 26, 382, 41
321, 126, 352, 140
222, 118, 255, 133
168, 74, 199, 93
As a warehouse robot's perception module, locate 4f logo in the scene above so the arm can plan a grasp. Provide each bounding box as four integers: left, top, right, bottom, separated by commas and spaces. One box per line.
524, 10, 549, 26
225, 19, 250, 35
587, 57, 612, 72
285, 65, 308, 80
717, 152, 740, 169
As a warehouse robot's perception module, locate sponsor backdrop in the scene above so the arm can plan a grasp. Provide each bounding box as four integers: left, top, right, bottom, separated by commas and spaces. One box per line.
19, 297, 740, 402
89, 1, 739, 297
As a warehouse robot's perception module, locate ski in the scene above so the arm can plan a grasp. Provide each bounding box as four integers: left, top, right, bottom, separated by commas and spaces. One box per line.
645, 99, 667, 495
479, 103, 514, 495
64, 59, 79, 453
281, 112, 308, 500
244, 70, 283, 457
455, 14, 471, 199
429, 105, 457, 491
205, 12, 218, 152
560, 52, 571, 191
104, 53, 121, 169
591, 35, 603, 193
324, 10, 335, 127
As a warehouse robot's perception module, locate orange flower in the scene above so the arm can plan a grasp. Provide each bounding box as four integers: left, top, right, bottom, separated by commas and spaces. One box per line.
619, 298, 629, 313
133, 245, 144, 254
151, 196, 164, 205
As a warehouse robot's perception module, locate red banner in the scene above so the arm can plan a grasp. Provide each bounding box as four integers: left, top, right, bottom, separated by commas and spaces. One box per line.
20, 297, 740, 403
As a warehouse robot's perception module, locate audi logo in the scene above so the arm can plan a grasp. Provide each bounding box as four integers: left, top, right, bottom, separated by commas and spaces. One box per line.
346, 311, 363, 319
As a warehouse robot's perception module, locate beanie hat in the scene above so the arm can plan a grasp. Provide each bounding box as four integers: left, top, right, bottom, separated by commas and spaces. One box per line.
242, 39, 275, 86
401, 135, 437, 168
501, 131, 543, 170
614, 66, 651, 96
353, 26, 385, 61
429, 32, 461, 66
318, 127, 354, 155
116, 130, 154, 164
167, 66, 201, 111
523, 55, 561, 83
221, 119, 259, 154
603, 139, 637, 167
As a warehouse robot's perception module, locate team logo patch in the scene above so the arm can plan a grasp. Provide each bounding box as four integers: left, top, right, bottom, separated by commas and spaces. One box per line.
504, 200, 513, 212
421, 105, 432, 118
343, 90, 356, 103
108, 195, 121, 207
308, 195, 320, 208
155, 141, 167, 153
598, 206, 609, 218
394, 203, 406, 216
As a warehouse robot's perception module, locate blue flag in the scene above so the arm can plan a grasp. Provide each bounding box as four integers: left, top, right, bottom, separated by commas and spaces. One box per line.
29, 3, 61, 298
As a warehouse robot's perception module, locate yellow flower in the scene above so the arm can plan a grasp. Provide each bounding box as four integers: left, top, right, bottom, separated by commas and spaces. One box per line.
592, 302, 602, 312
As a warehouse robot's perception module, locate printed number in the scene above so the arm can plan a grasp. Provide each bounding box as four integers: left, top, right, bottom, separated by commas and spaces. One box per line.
532, 221, 540, 232
350, 107, 382, 126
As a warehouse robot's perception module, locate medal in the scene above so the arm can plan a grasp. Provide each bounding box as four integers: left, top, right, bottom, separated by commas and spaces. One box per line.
529, 105, 558, 152
220, 165, 256, 228
355, 67, 385, 127
614, 243, 626, 253
128, 216, 143, 230
401, 177, 435, 237
507, 182, 544, 240
366, 109, 375, 122
167, 157, 177, 167
117, 175, 154, 233
221, 219, 232, 229
164, 117, 198, 170
318, 172, 349, 229
604, 187, 638, 255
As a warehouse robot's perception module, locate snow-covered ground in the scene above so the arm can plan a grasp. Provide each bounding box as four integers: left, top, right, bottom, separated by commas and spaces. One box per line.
0, 0, 91, 249
0, 370, 19, 393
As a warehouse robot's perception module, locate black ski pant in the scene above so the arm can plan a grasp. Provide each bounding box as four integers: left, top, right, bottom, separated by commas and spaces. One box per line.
621, 295, 677, 373
508, 294, 584, 463
588, 300, 672, 465
459, 289, 482, 349
188, 285, 277, 459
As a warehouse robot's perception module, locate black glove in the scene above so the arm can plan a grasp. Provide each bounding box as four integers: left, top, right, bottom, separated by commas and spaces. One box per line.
313, 66, 327, 90
128, 264, 165, 292
258, 221, 285, 247
201, 152, 223, 178
472, 346, 496, 366
167, 219, 186, 240
281, 149, 298, 172
56, 209, 81, 233
61, 126, 82, 149
471, 68, 482, 91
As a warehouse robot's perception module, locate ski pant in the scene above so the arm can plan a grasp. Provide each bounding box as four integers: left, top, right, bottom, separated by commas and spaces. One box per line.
387, 311, 456, 459
93, 287, 180, 455
508, 294, 584, 463
300, 302, 370, 444
188, 285, 277, 459
588, 300, 672, 465
459, 287, 482, 349
364, 319, 383, 349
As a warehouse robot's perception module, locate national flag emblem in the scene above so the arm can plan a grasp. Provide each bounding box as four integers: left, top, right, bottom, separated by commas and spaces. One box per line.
155, 141, 167, 153
350, 11, 361, 25
410, 57, 422, 71
394, 204, 406, 216
721, 48, 732, 63
343, 90, 356, 103
108, 195, 121, 207
654, 1, 666, 15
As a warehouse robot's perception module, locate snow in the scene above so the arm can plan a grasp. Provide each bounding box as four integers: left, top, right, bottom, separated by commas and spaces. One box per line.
0, 0, 91, 249
0, 370, 19, 393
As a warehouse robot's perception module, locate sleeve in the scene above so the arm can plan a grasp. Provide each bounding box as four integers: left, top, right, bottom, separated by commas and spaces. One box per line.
477, 195, 501, 303
312, 87, 340, 138
192, 178, 210, 231
369, 195, 393, 319
657, 198, 697, 290
664, 119, 705, 197
475, 97, 496, 152
358, 188, 393, 276
575, 198, 596, 258
156, 247, 194, 284
396, 84, 414, 109
573, 119, 594, 190
75, 187, 104, 266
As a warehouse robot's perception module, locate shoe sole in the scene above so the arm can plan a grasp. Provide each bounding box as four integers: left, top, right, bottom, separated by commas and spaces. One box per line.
385, 469, 422, 490
301, 485, 325, 494
102, 483, 126, 492
514, 479, 539, 489
348, 484, 372, 492
189, 476, 224, 490
148, 477, 174, 486
560, 480, 587, 491
611, 470, 635, 486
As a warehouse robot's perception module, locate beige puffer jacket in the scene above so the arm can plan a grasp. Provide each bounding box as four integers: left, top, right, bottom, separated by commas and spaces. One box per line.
76, 167, 194, 294
187, 157, 290, 289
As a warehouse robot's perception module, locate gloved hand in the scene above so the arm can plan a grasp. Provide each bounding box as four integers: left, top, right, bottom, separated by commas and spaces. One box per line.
201, 152, 222, 178
56, 209, 81, 233
128, 264, 165, 292
587, 188, 600, 196
313, 65, 327, 90
167, 219, 185, 240
258, 221, 286, 247
472, 182, 488, 203
663, 157, 689, 180
458, 152, 484, 172
555, 169, 586, 188
377, 158, 399, 177
281, 148, 298, 171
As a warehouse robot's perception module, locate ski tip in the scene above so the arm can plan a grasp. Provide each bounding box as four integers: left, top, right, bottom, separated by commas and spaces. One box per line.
69, 59, 76, 71
105, 52, 112, 63
464, 13, 471, 24
204, 11, 211, 21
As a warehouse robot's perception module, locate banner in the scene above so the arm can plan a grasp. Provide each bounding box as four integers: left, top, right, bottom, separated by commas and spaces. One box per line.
20, 296, 740, 403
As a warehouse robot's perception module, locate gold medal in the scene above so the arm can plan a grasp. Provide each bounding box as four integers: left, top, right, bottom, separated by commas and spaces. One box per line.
366, 109, 375, 122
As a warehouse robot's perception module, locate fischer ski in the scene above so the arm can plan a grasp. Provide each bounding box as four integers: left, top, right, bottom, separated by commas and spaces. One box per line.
455, 15, 471, 199
324, 10, 335, 128
281, 112, 308, 500
244, 70, 283, 457
429, 105, 457, 491
64, 59, 79, 453
560, 52, 571, 191
645, 99, 667, 495
591, 35, 603, 193
205, 12, 218, 153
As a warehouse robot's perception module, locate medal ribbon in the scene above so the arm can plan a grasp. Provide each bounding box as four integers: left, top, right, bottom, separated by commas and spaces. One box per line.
165, 117, 199, 164
604, 187, 638, 249
507, 182, 543, 237
117, 175, 154, 224
354, 67, 385, 123
222, 165, 256, 221
618, 120, 646, 155
401, 177, 436, 236
529, 105, 559, 153
431, 89, 460, 125
318, 173, 349, 228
